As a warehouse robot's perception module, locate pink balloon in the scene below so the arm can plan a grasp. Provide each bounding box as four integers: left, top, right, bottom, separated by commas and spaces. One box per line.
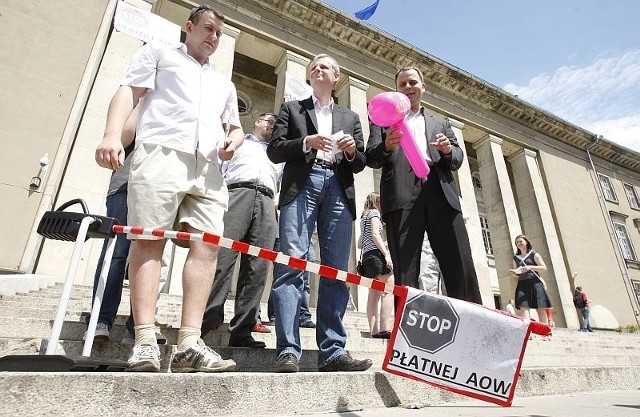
368, 92, 430, 178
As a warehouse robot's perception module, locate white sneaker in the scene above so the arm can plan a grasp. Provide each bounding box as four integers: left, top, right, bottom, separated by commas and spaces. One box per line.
171, 339, 236, 373
127, 344, 161, 372
83, 322, 110, 342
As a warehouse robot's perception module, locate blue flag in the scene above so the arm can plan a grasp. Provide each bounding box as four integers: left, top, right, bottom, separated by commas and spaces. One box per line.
354, 0, 380, 20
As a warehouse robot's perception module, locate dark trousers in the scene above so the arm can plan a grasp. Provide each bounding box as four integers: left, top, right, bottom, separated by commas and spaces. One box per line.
383, 176, 482, 304
85, 191, 129, 329
202, 187, 277, 340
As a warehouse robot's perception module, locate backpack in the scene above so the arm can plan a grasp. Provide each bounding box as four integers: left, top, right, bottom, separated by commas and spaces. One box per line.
573, 293, 585, 308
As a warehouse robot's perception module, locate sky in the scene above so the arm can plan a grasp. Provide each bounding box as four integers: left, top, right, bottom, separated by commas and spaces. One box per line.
320, 0, 640, 153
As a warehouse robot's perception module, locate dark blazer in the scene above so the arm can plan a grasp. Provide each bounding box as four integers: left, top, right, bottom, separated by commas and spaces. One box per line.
267, 97, 366, 220
366, 112, 464, 216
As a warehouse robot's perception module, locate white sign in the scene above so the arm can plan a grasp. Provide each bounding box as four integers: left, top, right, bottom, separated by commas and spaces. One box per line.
114, 1, 181, 47
384, 287, 531, 407
283, 72, 313, 102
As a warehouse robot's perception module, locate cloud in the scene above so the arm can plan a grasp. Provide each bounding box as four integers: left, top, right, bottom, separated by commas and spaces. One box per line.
503, 49, 640, 153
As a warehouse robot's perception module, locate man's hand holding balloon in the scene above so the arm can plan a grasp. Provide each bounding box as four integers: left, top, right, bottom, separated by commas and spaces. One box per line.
383, 125, 403, 153
368, 92, 430, 178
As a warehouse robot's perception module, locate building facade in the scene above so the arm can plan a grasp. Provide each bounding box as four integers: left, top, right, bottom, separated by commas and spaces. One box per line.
1, 0, 639, 330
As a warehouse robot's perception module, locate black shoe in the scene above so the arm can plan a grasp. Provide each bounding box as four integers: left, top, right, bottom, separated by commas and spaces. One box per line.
228, 337, 266, 349
319, 354, 372, 372
275, 353, 299, 373
371, 330, 391, 339
300, 320, 316, 328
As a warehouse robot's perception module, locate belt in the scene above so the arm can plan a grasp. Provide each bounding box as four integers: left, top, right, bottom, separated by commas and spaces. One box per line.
314, 158, 336, 170
227, 181, 274, 199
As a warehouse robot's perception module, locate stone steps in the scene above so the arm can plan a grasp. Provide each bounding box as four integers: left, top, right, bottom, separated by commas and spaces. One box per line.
2, 366, 639, 416
1, 277, 639, 415
0, 274, 55, 296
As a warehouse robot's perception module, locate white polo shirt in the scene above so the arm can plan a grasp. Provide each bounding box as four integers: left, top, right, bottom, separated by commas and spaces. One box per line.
123, 43, 240, 161
222, 133, 283, 194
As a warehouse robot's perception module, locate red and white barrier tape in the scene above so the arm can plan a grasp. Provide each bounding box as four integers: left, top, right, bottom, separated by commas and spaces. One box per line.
113, 225, 406, 297
112, 225, 551, 336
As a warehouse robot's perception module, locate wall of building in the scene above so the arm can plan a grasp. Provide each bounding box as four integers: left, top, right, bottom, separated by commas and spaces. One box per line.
0, 0, 112, 272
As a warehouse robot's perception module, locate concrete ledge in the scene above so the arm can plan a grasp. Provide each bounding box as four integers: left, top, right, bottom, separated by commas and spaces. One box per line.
0, 275, 55, 296
1, 366, 639, 416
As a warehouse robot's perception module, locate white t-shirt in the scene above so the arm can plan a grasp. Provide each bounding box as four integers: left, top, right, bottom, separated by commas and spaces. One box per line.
123, 43, 240, 161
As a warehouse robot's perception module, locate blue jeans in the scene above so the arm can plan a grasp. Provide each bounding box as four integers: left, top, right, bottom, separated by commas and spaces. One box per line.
85, 191, 129, 329
580, 307, 592, 331
272, 165, 352, 366
267, 237, 313, 324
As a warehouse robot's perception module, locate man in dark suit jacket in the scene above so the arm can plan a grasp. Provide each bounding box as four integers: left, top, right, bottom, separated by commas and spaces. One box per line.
267, 54, 372, 373
366, 66, 482, 304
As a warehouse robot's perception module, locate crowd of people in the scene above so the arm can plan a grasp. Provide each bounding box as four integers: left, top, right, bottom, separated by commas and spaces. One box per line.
87, 3, 591, 375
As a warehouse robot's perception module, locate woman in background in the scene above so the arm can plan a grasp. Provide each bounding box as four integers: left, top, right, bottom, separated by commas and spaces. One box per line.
510, 234, 552, 336
358, 193, 394, 339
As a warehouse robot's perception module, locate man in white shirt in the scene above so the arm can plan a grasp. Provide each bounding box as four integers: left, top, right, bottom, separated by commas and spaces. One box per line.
201, 112, 282, 348
366, 67, 482, 305
95, 4, 242, 373
267, 54, 371, 373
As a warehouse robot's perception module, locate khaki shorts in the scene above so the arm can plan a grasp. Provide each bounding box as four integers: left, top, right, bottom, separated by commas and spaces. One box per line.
127, 143, 227, 244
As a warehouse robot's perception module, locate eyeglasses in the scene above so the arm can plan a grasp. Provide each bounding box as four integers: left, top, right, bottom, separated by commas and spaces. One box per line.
189, 4, 214, 22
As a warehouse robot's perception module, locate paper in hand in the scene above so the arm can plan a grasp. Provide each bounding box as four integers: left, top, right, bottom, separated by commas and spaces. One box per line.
330, 130, 345, 156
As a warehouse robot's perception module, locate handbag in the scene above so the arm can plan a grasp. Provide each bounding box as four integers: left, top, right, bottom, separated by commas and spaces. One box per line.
356, 250, 364, 275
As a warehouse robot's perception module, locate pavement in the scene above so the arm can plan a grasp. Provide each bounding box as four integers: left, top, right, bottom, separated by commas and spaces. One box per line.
254, 390, 640, 417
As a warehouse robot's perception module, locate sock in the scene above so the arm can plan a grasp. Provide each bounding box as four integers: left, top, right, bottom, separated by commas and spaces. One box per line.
134, 324, 157, 346
177, 326, 201, 352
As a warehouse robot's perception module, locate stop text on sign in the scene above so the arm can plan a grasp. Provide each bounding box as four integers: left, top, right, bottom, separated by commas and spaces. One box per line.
405, 310, 452, 335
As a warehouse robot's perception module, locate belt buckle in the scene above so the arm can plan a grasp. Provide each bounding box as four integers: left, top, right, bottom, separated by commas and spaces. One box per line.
315, 158, 333, 170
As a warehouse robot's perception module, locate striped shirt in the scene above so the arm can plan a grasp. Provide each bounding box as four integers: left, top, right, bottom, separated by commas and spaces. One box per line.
360, 209, 382, 254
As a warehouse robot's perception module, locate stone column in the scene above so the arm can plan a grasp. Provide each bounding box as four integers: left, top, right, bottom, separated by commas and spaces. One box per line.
209, 24, 240, 79
473, 135, 522, 304
35, 0, 149, 285
450, 119, 493, 306
335, 75, 373, 312
273, 50, 309, 112
508, 149, 580, 329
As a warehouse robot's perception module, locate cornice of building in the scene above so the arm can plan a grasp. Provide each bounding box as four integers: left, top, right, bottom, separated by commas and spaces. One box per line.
178, 0, 640, 172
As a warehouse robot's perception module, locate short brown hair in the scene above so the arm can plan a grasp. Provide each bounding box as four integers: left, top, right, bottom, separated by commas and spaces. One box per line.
310, 54, 340, 75
395, 66, 425, 84
189, 4, 225, 24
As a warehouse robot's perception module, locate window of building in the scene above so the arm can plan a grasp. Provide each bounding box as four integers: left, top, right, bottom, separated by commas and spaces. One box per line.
633, 281, 640, 309
472, 172, 482, 190
237, 91, 251, 115
479, 215, 493, 256
598, 174, 617, 202
613, 221, 637, 261
472, 171, 483, 204
623, 183, 640, 210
